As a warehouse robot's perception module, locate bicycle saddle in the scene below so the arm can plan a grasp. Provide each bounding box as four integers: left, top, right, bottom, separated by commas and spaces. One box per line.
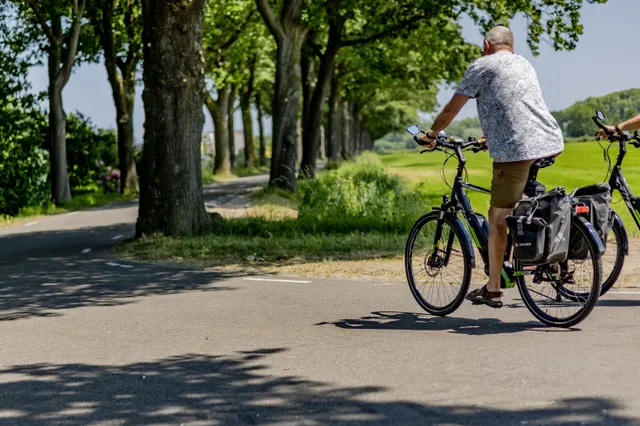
532, 155, 557, 169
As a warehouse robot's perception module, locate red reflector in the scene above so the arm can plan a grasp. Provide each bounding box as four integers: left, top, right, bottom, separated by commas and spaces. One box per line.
575, 206, 590, 214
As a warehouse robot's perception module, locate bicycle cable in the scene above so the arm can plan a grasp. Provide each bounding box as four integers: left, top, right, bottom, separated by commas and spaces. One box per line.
440, 151, 457, 191
598, 138, 624, 204
597, 138, 615, 183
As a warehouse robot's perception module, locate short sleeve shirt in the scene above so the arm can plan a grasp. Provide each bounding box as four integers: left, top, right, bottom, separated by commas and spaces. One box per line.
455, 52, 564, 163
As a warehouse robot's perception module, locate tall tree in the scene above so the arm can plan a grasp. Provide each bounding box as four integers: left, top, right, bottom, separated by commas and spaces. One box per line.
255, 0, 307, 192
255, 91, 267, 166
240, 54, 257, 169
89, 0, 142, 194
136, 0, 212, 237
12, 0, 89, 204
298, 0, 609, 178
228, 87, 237, 168
203, 0, 254, 175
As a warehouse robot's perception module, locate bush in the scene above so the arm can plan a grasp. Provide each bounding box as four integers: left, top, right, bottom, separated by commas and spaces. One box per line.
0, 136, 50, 216
297, 160, 433, 233
0, 98, 50, 216
66, 113, 118, 193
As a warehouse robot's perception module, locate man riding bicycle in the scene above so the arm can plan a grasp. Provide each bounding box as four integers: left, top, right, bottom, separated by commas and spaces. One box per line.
419, 26, 564, 307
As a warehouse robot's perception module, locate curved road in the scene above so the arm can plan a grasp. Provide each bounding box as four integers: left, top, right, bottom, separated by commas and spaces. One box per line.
1, 175, 640, 424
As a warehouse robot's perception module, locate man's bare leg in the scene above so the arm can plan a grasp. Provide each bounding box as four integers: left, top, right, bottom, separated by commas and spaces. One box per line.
488, 206, 512, 292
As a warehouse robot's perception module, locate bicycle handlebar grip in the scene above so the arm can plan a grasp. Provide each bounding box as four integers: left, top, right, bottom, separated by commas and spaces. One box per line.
592, 116, 614, 136
414, 135, 428, 146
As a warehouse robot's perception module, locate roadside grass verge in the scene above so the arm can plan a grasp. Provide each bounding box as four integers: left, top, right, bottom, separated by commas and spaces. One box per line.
118, 141, 640, 277
1, 192, 135, 227
117, 230, 406, 266
117, 153, 433, 270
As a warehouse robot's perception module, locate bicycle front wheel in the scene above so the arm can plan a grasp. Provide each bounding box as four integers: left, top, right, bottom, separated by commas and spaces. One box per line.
405, 212, 472, 316
600, 216, 626, 295
515, 217, 602, 328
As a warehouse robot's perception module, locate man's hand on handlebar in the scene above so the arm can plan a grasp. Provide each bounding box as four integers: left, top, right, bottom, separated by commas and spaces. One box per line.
477, 136, 488, 151
596, 125, 617, 139
417, 129, 438, 151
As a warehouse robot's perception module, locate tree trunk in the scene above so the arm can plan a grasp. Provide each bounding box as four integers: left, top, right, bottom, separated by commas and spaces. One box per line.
98, 0, 139, 194
299, 21, 343, 179
228, 88, 236, 168
205, 89, 230, 175
117, 105, 138, 193
256, 92, 267, 167
351, 103, 361, 156
137, 0, 211, 237
296, 117, 302, 165
319, 124, 325, 160
48, 52, 72, 205
362, 127, 373, 151
240, 57, 256, 170
341, 101, 351, 160
301, 40, 314, 136
256, 0, 307, 192
240, 100, 255, 169
327, 73, 342, 162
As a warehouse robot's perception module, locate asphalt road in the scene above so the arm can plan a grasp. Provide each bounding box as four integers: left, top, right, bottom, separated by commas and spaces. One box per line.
1, 175, 640, 425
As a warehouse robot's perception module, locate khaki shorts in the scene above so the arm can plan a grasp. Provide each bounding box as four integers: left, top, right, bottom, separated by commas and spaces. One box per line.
490, 160, 535, 209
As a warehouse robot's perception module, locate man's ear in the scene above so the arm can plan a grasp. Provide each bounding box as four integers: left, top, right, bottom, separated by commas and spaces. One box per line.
484, 40, 491, 53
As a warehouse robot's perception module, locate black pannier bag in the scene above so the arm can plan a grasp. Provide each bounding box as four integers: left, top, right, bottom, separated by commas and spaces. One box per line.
567, 183, 613, 260
506, 187, 571, 265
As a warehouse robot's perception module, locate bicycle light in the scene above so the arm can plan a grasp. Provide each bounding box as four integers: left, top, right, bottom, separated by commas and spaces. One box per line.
575, 205, 590, 214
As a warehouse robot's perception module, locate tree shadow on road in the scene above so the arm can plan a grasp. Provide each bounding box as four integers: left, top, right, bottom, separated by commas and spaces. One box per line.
316, 311, 578, 335
0, 348, 632, 425
0, 225, 239, 321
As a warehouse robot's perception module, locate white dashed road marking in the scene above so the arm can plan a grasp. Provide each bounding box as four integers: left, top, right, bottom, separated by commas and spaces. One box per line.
105, 262, 134, 269
244, 277, 312, 284
111, 234, 124, 241
374, 283, 396, 286
24, 221, 39, 227
81, 248, 92, 254
608, 291, 640, 295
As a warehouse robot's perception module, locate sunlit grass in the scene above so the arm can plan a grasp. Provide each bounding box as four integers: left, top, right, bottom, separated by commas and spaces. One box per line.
379, 141, 640, 235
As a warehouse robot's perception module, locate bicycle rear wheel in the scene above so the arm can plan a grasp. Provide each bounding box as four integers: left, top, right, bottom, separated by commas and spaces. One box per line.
515, 217, 602, 328
405, 212, 472, 316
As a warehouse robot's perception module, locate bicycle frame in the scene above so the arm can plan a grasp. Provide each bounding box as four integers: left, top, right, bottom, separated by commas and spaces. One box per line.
591, 114, 633, 255
609, 141, 640, 240
432, 143, 518, 287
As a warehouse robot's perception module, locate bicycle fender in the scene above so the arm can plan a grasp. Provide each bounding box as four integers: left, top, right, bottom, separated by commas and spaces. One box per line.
612, 210, 629, 256
447, 214, 477, 269
577, 216, 606, 257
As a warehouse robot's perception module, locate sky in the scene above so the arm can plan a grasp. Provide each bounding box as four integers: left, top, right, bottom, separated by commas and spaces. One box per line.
25, 0, 640, 144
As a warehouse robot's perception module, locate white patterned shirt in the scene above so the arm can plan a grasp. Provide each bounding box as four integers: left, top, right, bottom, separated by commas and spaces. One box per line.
455, 52, 564, 163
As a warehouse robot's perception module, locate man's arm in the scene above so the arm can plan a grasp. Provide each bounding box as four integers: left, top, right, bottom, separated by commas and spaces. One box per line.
427, 94, 470, 138
597, 113, 640, 138
618, 114, 640, 132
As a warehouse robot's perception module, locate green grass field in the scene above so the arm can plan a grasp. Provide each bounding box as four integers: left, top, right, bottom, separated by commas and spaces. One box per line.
379, 141, 640, 235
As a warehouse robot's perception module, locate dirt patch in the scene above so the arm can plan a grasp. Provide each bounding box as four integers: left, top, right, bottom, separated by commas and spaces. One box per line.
205, 194, 297, 220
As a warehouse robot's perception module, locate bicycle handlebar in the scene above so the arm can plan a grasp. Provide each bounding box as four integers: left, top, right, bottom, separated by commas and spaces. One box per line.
592, 115, 614, 137
413, 134, 485, 154
592, 114, 640, 148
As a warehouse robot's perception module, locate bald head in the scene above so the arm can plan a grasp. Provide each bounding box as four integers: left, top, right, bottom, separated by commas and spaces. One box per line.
485, 26, 514, 48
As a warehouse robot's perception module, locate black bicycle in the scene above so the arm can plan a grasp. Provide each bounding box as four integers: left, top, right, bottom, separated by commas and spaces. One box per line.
588, 110, 640, 294
404, 125, 604, 327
